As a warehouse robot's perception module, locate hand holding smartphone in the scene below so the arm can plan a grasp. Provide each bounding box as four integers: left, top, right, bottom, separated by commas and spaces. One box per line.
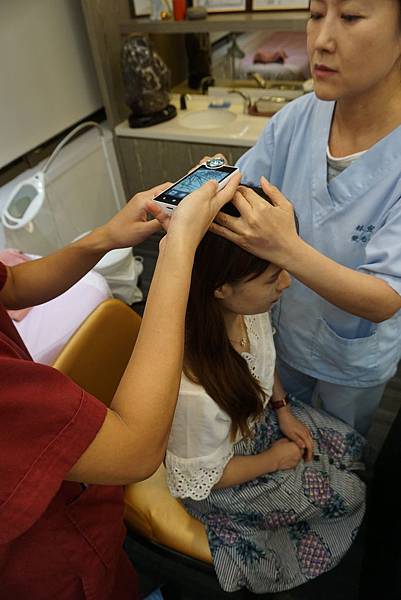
153, 161, 239, 212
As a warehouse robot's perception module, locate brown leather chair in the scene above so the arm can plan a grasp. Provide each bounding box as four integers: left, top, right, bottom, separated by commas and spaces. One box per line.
53, 298, 257, 599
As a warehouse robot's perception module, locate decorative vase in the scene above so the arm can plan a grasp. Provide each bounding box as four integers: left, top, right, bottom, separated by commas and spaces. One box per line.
121, 34, 177, 127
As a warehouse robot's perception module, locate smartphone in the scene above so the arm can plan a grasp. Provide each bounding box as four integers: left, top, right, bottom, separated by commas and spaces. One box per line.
153, 163, 239, 211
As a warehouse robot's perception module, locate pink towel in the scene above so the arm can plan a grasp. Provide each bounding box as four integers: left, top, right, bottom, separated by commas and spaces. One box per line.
253, 49, 288, 64
0, 249, 32, 321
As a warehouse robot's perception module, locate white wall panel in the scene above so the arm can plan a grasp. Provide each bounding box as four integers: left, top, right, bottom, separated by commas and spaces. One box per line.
0, 0, 102, 168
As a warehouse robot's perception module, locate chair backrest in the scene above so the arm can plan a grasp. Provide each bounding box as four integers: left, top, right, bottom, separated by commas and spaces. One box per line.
53, 299, 142, 407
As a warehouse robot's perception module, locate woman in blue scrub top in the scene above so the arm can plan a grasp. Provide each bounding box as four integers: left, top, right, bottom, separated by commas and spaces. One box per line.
212, 0, 401, 436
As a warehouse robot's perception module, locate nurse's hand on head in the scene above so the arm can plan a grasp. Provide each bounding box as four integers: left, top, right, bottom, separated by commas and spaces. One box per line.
147, 172, 241, 251
210, 176, 300, 269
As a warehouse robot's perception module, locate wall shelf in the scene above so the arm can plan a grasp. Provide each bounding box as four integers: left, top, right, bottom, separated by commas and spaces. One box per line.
120, 10, 309, 35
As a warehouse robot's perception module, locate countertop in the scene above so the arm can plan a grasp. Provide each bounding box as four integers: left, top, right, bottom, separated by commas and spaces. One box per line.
115, 94, 269, 148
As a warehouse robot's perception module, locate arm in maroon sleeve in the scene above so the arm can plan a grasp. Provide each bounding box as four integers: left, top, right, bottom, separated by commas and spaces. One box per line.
0, 351, 107, 543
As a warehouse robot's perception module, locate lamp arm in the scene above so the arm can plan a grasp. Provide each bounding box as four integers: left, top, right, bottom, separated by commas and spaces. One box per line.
42, 121, 121, 212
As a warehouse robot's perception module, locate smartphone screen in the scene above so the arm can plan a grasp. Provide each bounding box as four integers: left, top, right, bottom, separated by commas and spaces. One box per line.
156, 165, 237, 206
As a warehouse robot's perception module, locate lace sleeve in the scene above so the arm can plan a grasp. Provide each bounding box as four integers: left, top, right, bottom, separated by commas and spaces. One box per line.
165, 445, 234, 501
166, 375, 235, 500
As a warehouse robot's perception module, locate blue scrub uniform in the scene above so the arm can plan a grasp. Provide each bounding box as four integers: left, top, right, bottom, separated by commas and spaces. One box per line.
237, 93, 401, 433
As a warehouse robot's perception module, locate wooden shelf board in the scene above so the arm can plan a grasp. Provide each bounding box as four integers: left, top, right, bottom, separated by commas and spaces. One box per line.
120, 11, 309, 34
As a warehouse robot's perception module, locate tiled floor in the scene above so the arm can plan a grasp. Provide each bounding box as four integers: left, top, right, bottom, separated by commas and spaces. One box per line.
130, 233, 400, 600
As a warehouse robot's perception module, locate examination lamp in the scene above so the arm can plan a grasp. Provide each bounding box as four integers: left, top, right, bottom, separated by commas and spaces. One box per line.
1, 121, 120, 231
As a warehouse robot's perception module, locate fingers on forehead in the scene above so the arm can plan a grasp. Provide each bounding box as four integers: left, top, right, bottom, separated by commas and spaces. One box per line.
215, 211, 234, 226
238, 185, 260, 200
231, 190, 248, 207
209, 221, 239, 242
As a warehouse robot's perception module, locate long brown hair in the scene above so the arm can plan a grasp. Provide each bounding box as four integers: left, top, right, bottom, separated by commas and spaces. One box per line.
184, 232, 269, 439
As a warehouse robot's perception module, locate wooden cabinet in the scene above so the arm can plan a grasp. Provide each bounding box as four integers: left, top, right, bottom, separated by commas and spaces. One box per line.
118, 137, 248, 197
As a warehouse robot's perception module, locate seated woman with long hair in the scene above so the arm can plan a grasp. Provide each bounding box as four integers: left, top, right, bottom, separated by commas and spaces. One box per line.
165, 230, 366, 594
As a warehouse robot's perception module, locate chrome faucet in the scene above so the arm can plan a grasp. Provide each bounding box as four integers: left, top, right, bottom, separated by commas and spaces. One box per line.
228, 90, 251, 114
248, 73, 266, 89
200, 76, 215, 95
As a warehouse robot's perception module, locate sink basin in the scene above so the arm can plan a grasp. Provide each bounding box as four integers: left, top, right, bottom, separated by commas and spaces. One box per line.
178, 109, 237, 130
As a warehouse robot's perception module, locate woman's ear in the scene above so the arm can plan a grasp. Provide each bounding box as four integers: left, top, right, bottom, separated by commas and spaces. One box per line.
214, 284, 231, 299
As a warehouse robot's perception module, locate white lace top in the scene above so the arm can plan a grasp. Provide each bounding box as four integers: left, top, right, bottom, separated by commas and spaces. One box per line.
166, 312, 276, 501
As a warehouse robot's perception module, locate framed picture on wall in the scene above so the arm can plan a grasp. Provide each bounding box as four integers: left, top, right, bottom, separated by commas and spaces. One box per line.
130, 0, 151, 17
194, 0, 246, 13
252, 0, 309, 10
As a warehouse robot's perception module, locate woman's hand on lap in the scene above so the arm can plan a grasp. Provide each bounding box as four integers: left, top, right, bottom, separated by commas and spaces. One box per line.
267, 438, 303, 471
276, 407, 314, 462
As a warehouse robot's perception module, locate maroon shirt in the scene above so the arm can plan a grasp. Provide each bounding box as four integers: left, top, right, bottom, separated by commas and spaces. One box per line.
0, 262, 138, 599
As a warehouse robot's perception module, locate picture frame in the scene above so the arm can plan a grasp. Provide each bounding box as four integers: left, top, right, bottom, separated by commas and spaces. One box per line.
130, 0, 151, 17
193, 0, 247, 13
252, 0, 309, 10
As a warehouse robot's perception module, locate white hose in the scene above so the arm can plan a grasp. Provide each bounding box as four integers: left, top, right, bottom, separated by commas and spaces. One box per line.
42, 121, 121, 212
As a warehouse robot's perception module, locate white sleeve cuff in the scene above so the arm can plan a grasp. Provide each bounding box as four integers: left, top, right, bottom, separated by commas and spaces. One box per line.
165, 446, 234, 501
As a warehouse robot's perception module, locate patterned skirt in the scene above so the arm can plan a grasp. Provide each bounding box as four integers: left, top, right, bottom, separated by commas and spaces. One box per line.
183, 399, 366, 593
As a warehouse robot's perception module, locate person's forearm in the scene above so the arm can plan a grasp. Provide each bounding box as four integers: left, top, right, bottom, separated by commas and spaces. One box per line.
2, 227, 112, 309
110, 232, 195, 471
283, 239, 401, 322
214, 452, 278, 489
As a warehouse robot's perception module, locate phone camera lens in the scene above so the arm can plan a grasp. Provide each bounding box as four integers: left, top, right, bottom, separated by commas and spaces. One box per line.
206, 158, 225, 169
